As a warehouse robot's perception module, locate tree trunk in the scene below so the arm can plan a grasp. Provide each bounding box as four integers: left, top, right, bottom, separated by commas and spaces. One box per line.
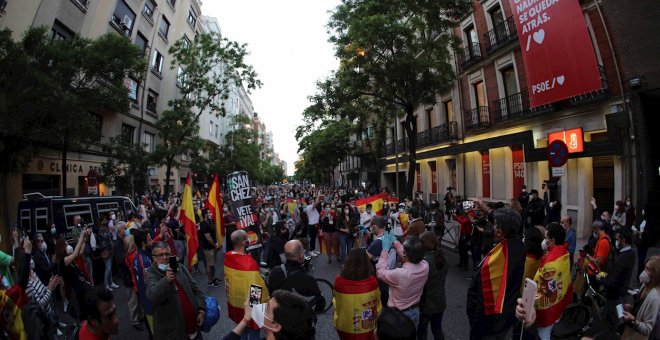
62, 131, 68, 197
164, 157, 173, 198
404, 106, 417, 199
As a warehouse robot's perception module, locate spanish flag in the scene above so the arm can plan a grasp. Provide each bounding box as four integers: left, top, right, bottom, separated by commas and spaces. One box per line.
534, 245, 573, 327
224, 251, 269, 329
481, 239, 509, 315
333, 275, 381, 340
355, 195, 385, 216
205, 173, 224, 247
0, 286, 27, 340
181, 173, 198, 270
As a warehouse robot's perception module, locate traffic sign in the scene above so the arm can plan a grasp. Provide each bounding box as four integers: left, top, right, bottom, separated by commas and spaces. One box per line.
552, 167, 565, 176
547, 140, 569, 167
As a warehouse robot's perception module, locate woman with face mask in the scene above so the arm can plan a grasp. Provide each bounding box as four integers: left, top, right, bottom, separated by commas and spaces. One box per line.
621, 256, 660, 338
223, 289, 315, 340
634, 204, 659, 278
321, 203, 339, 264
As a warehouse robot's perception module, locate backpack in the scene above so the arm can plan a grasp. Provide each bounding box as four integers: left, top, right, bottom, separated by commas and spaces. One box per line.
278, 264, 325, 313
21, 300, 55, 340
602, 237, 616, 272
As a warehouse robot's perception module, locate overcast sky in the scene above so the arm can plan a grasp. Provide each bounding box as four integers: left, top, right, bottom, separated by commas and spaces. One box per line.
201, 1, 341, 176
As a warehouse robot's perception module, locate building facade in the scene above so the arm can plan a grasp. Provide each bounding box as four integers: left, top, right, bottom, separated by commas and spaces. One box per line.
376, 0, 655, 239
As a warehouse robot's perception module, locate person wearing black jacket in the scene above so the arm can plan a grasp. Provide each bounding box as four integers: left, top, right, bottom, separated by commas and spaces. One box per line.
32, 233, 53, 286
599, 230, 636, 331
267, 240, 324, 313
525, 190, 545, 227
634, 204, 659, 277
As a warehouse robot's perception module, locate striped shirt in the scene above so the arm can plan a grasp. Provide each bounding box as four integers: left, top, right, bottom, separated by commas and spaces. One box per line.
26, 275, 54, 318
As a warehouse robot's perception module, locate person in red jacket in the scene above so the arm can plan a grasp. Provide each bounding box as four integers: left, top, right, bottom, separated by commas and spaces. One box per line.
455, 207, 475, 272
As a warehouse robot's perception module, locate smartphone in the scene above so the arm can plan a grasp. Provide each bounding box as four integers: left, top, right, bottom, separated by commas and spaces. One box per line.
249, 284, 263, 307
616, 304, 625, 320
168, 256, 178, 273
522, 278, 537, 324
462, 201, 474, 210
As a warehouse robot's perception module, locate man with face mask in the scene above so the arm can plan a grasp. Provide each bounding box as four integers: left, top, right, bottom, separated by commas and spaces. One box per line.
223, 289, 315, 340
32, 233, 53, 286
224, 230, 269, 340
423, 201, 445, 238
146, 241, 205, 340
597, 230, 635, 330
200, 209, 221, 287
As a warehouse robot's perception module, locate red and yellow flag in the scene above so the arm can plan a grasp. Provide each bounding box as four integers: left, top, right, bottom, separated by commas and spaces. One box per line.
481, 239, 509, 315
534, 245, 573, 327
205, 173, 224, 247
333, 275, 381, 340
224, 251, 269, 329
180, 173, 198, 270
356, 195, 385, 216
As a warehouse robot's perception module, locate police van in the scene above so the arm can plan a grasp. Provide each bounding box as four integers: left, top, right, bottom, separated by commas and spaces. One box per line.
18, 192, 137, 239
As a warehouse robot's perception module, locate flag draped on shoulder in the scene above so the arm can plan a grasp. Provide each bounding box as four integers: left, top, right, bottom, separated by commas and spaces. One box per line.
333, 275, 381, 340
205, 173, 224, 247
534, 245, 573, 327
223, 251, 269, 330
481, 239, 509, 315
181, 173, 198, 270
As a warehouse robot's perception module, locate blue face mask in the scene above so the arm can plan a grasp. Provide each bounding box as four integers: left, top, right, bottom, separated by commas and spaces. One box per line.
157, 263, 169, 271
50, 227, 57, 235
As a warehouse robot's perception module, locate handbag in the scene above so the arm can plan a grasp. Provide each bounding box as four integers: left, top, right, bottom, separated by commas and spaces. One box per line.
621, 324, 648, 340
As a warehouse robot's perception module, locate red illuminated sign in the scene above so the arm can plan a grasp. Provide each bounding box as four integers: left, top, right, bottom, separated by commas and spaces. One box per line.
481, 151, 490, 198
548, 128, 584, 153
429, 161, 437, 194
509, 0, 603, 107
511, 146, 525, 195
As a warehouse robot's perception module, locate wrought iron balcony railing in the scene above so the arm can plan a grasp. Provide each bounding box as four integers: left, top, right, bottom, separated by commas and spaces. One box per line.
456, 42, 482, 71
463, 106, 490, 131
483, 16, 518, 53
569, 65, 610, 106
383, 121, 459, 156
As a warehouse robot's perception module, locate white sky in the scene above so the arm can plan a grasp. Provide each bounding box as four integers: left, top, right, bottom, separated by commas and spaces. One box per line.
201, 1, 341, 176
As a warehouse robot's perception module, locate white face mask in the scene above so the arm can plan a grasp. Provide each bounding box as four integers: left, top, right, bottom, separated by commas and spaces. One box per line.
251, 303, 275, 330
541, 239, 549, 251
399, 208, 404, 213
110, 214, 116, 220
39, 241, 47, 252
157, 263, 169, 272
30, 259, 35, 271
640, 270, 651, 284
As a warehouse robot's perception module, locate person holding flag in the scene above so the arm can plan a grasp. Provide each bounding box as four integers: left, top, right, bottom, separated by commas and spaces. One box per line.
180, 173, 199, 271
205, 173, 225, 253
533, 222, 572, 340
466, 207, 526, 339
224, 230, 269, 340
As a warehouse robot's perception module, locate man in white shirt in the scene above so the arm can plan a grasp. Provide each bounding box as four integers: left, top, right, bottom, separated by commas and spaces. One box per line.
305, 196, 321, 256
360, 203, 376, 228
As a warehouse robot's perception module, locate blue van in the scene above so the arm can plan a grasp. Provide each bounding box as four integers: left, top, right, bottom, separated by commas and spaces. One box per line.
17, 192, 137, 240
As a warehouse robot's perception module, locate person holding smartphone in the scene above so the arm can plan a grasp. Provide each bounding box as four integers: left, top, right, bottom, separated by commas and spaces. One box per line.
146, 241, 206, 340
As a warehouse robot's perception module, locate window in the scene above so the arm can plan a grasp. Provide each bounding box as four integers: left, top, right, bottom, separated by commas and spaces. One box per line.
20, 210, 30, 230
209, 120, 213, 135
167, 0, 176, 8
465, 25, 479, 50
35, 208, 49, 232
134, 32, 148, 54
143, 132, 155, 152
121, 124, 135, 145
151, 49, 164, 74
426, 108, 433, 129
90, 112, 103, 135
144, 0, 156, 19
444, 100, 454, 122
181, 35, 191, 49
501, 66, 518, 97
187, 10, 197, 28
146, 90, 158, 113
51, 20, 74, 41
126, 78, 139, 102
111, 0, 136, 34
177, 66, 186, 87
489, 6, 504, 29
215, 124, 219, 139
473, 81, 486, 107
159, 16, 170, 39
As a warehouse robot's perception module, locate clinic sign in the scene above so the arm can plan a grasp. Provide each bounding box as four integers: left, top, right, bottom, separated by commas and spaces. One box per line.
509, 0, 603, 107
548, 128, 584, 153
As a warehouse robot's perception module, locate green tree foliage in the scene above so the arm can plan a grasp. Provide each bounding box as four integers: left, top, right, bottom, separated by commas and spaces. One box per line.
153, 32, 261, 196
100, 137, 152, 196
326, 0, 471, 197
295, 119, 352, 184
0, 27, 145, 194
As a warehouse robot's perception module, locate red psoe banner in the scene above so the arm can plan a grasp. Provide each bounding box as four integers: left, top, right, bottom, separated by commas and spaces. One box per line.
511, 146, 525, 196
510, 0, 603, 107
429, 161, 437, 194
481, 151, 491, 198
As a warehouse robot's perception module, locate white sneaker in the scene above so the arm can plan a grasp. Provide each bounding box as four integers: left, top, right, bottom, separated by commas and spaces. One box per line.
63, 301, 69, 313
110, 282, 120, 289
57, 329, 63, 336
311, 251, 318, 257
105, 285, 113, 292
313, 250, 320, 255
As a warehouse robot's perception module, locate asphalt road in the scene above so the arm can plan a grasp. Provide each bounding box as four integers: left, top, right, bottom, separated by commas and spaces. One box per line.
56, 224, 477, 339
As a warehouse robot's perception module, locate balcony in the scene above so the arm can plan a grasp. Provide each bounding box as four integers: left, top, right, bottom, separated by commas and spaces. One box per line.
382, 121, 458, 156
463, 106, 490, 131
492, 89, 557, 123
483, 16, 518, 54
569, 65, 610, 106
456, 43, 482, 71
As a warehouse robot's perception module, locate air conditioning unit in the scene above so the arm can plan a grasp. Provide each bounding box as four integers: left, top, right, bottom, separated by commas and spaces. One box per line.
120, 15, 132, 29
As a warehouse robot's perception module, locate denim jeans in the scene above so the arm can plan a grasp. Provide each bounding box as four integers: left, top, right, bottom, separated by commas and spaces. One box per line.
338, 232, 350, 262
402, 307, 420, 329
103, 256, 113, 287
417, 312, 444, 339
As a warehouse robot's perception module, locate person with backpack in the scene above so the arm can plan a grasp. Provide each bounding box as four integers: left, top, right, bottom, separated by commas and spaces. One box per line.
585, 220, 612, 292
267, 240, 325, 313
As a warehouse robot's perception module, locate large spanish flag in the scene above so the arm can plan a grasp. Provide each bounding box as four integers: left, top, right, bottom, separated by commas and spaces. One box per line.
481, 239, 509, 315
534, 245, 573, 327
356, 195, 385, 216
180, 173, 198, 270
333, 275, 381, 340
224, 251, 269, 329
205, 173, 224, 246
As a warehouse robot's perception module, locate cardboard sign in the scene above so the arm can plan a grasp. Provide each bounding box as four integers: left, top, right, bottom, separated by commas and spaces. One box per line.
509, 0, 603, 107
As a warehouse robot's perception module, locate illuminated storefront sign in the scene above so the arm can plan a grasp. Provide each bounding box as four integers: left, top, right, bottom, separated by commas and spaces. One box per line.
548, 128, 584, 153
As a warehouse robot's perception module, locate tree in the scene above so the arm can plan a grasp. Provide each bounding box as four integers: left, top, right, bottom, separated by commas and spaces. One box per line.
100, 137, 153, 196
326, 0, 471, 197
153, 32, 260, 196
295, 119, 353, 185
0, 27, 146, 195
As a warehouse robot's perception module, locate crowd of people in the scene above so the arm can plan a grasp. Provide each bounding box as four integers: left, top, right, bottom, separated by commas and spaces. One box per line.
1, 182, 660, 340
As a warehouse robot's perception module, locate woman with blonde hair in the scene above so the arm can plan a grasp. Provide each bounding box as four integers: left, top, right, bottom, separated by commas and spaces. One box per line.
621, 256, 660, 338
